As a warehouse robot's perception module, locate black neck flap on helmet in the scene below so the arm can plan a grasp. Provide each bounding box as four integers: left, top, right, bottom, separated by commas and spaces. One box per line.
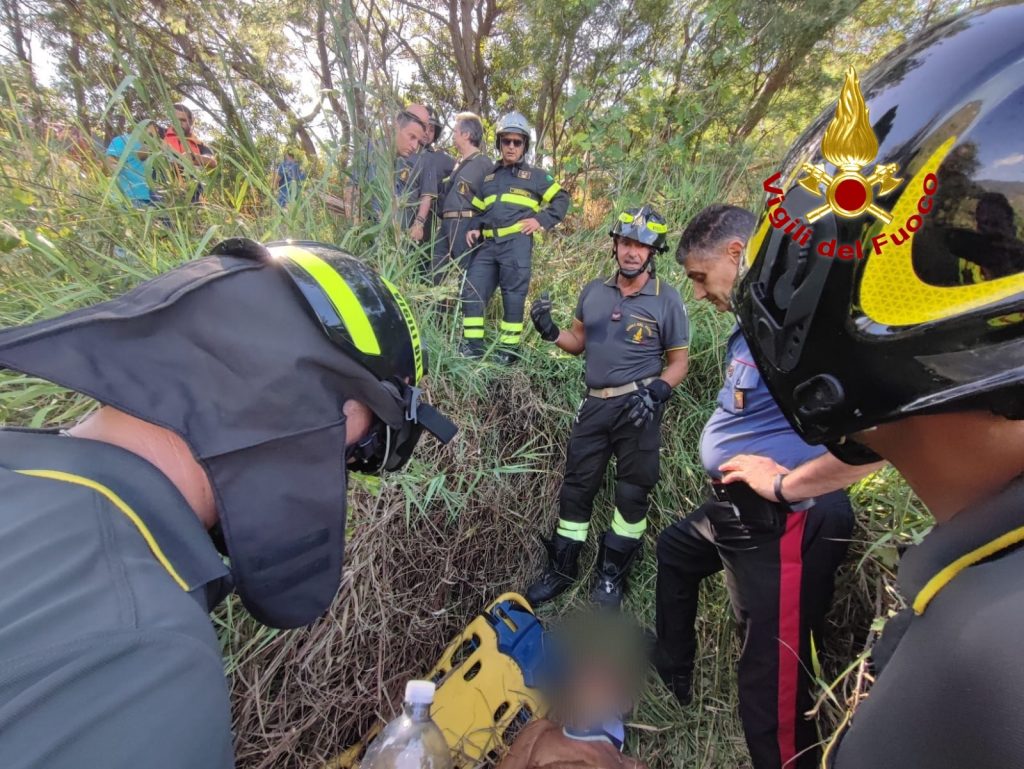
0, 238, 456, 628
734, 4, 1024, 463
610, 205, 669, 278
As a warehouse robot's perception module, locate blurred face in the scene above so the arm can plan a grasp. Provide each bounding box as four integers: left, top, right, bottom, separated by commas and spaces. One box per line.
396, 119, 426, 157
684, 239, 744, 312
174, 108, 193, 136
614, 236, 653, 275
499, 132, 525, 165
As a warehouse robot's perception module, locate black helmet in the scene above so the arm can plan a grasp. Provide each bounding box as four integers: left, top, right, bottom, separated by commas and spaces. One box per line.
0, 237, 456, 629
426, 106, 444, 139
610, 205, 669, 252
734, 5, 1024, 462
267, 240, 454, 473
495, 111, 531, 153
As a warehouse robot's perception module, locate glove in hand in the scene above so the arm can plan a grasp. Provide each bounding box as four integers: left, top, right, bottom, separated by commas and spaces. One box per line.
625, 379, 672, 428
530, 291, 560, 342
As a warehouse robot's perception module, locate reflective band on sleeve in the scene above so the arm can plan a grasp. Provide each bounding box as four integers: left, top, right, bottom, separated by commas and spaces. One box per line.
463, 316, 485, 327
541, 182, 562, 204
611, 508, 647, 539
15, 469, 190, 591
500, 193, 540, 212
557, 518, 589, 542
499, 334, 522, 345
464, 329, 485, 339
472, 196, 491, 210
500, 321, 525, 332
279, 246, 381, 356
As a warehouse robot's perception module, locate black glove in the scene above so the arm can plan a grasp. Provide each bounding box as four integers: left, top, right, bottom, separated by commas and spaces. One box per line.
625, 379, 672, 428
530, 291, 560, 342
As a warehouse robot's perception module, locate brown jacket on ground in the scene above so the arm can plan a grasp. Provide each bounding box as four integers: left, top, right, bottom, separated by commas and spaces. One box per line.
498, 720, 646, 769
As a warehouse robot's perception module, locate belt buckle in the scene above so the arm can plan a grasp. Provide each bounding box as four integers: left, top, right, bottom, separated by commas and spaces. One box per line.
600, 387, 614, 398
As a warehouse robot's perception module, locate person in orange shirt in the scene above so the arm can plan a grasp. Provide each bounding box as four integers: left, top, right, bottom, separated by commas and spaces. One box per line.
163, 103, 217, 204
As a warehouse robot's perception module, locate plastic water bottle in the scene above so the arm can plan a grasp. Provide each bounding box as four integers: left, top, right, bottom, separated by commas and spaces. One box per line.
360, 681, 453, 769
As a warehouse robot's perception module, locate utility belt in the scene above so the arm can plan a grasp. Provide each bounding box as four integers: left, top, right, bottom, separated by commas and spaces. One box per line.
706, 480, 791, 543
482, 222, 526, 239
587, 377, 656, 399
442, 210, 475, 219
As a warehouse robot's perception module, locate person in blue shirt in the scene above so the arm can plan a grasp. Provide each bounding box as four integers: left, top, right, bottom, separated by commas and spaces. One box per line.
653, 205, 882, 769
104, 121, 163, 208
273, 149, 306, 208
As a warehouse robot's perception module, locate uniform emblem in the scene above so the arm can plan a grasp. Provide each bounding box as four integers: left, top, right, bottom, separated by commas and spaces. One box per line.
484, 173, 495, 182
398, 168, 410, 182
796, 67, 902, 224
509, 187, 532, 197
733, 389, 746, 411
625, 317, 655, 344
457, 180, 470, 196
516, 169, 532, 179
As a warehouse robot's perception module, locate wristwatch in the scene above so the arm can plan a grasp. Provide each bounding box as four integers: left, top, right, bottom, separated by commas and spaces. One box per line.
773, 473, 791, 505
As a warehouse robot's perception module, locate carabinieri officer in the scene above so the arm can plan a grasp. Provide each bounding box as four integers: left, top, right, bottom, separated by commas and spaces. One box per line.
526, 205, 689, 609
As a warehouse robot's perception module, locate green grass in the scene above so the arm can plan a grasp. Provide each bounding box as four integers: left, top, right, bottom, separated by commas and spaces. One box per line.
0, 93, 936, 769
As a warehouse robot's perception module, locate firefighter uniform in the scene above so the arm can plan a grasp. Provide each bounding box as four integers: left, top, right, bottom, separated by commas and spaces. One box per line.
395, 152, 437, 230
654, 327, 853, 769
435, 149, 492, 280
419, 145, 455, 283
461, 160, 569, 353
559, 275, 688, 542
0, 429, 234, 769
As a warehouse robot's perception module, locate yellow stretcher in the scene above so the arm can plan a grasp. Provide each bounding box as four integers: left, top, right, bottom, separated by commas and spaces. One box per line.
328, 592, 548, 769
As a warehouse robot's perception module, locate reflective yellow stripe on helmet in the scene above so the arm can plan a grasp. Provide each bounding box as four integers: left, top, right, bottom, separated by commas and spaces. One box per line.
277, 245, 381, 356
860, 136, 1024, 326
381, 277, 424, 383
647, 221, 667, 234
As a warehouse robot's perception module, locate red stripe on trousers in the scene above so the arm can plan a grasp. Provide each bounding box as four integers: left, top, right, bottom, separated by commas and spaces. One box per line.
777, 509, 807, 768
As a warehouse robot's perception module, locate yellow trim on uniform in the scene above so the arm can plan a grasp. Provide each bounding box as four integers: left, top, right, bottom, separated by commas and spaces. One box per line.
611, 508, 647, 539
463, 317, 485, 327
499, 193, 540, 212
541, 182, 562, 204
381, 277, 424, 383
472, 196, 491, 211
463, 316, 485, 339
861, 135, 1024, 327
912, 524, 1024, 615
278, 246, 381, 357
666, 345, 689, 351
557, 518, 589, 542
500, 321, 524, 332
15, 469, 190, 591
483, 223, 526, 238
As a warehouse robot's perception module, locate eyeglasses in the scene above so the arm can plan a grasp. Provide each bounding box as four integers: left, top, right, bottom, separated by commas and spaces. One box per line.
500, 137, 524, 148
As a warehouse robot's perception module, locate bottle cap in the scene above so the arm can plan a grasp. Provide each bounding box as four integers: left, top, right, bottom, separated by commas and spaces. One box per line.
405, 680, 436, 705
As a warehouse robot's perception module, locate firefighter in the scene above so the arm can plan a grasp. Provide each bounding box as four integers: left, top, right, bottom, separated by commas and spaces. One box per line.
461, 111, 570, 364
0, 239, 456, 768
434, 112, 492, 281
420, 106, 456, 284
526, 205, 689, 609
734, 6, 1024, 767
653, 205, 881, 769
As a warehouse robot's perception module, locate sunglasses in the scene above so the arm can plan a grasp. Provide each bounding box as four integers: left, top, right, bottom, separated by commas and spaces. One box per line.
501, 137, 524, 148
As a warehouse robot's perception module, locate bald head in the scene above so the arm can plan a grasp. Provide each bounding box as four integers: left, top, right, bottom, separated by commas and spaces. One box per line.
395, 104, 428, 156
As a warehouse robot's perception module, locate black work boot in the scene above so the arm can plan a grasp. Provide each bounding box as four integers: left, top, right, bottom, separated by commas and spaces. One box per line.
525, 534, 583, 607
458, 339, 484, 359
590, 531, 642, 610
491, 346, 520, 366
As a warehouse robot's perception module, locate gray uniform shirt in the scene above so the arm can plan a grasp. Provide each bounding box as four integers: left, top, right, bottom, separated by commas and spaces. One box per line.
0, 429, 234, 769
831, 474, 1024, 768
574, 275, 689, 389
440, 150, 492, 214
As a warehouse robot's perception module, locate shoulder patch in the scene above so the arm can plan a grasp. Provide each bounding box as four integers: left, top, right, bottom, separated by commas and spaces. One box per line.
399, 168, 410, 182
509, 187, 532, 197
457, 180, 470, 195
516, 169, 532, 179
